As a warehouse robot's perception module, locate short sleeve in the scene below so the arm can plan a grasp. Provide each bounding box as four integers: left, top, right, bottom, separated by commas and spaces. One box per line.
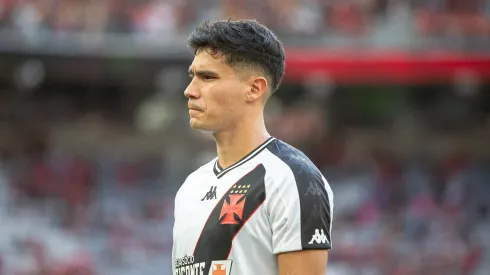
267, 164, 333, 254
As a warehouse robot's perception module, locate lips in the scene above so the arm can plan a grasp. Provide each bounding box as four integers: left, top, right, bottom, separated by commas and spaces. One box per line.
188, 103, 203, 112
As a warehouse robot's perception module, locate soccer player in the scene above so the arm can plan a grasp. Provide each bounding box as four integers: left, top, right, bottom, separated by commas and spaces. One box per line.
172, 19, 334, 275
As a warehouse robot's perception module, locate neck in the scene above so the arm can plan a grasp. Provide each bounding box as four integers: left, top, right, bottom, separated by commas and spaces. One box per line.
214, 116, 270, 169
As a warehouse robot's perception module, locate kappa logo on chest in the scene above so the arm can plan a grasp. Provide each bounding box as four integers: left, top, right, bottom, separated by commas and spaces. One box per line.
202, 186, 218, 201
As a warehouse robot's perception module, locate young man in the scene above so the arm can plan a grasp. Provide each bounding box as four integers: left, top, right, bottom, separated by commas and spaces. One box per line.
172, 20, 334, 275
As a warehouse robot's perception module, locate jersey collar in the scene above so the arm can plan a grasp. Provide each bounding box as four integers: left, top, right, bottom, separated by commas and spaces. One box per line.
213, 137, 275, 179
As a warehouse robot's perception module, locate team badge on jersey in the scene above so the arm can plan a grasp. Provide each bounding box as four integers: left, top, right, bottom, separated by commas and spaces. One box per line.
209, 260, 233, 275
219, 184, 250, 224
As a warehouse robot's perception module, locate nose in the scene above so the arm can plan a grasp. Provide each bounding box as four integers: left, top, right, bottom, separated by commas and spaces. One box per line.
184, 80, 200, 99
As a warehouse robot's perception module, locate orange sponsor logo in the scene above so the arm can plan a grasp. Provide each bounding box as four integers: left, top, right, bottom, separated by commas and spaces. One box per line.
212, 263, 227, 275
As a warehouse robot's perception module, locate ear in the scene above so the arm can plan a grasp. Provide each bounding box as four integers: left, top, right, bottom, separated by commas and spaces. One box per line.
245, 76, 268, 103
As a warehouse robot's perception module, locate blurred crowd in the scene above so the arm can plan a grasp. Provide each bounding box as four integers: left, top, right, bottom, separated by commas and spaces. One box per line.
0, 1, 489, 274
0, 87, 489, 274
317, 145, 490, 275
0, 117, 174, 275
0, 0, 489, 42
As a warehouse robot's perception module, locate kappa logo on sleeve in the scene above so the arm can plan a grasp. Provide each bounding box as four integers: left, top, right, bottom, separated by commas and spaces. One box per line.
308, 229, 329, 244
209, 260, 233, 275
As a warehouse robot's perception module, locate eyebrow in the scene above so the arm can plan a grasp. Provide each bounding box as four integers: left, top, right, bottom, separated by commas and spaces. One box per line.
188, 67, 220, 78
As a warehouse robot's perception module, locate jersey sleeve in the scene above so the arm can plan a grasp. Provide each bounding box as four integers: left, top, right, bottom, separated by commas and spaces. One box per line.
267, 165, 333, 254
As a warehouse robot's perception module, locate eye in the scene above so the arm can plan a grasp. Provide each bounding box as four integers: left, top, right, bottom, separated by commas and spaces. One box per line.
202, 75, 216, 80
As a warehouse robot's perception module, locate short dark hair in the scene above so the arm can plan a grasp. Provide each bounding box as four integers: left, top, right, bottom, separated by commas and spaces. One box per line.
187, 19, 286, 93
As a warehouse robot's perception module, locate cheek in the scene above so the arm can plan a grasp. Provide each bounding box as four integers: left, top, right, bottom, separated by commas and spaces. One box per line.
206, 83, 239, 115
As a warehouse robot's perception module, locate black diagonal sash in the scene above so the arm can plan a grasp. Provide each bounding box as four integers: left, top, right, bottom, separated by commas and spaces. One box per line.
193, 164, 266, 274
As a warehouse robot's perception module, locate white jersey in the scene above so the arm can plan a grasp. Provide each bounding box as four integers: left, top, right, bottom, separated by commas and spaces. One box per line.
172, 137, 334, 275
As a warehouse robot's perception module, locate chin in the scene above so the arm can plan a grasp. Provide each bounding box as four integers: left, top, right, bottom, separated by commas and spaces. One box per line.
189, 118, 205, 130
189, 118, 216, 133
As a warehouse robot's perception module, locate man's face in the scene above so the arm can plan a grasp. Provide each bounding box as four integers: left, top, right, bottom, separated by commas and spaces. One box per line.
185, 49, 249, 132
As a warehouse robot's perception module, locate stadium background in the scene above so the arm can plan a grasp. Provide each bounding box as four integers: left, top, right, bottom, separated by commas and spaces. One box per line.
0, 0, 489, 274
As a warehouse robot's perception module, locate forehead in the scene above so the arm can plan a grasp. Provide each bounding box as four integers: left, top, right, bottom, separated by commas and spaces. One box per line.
190, 49, 233, 73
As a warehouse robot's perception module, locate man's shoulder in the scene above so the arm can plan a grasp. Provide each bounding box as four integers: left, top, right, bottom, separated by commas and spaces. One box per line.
264, 140, 333, 217
265, 139, 324, 181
